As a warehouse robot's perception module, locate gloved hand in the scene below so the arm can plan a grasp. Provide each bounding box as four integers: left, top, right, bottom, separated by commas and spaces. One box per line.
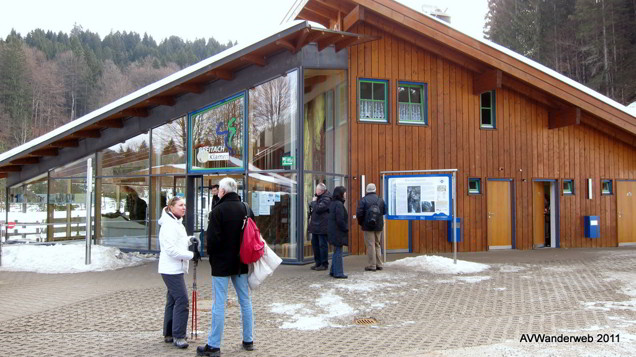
189, 238, 201, 262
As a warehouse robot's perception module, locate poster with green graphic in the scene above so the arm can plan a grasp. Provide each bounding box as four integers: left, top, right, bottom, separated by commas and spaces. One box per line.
188, 92, 245, 172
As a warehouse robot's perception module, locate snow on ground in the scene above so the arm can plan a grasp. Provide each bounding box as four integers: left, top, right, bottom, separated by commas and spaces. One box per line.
385, 255, 490, 274
0, 243, 155, 274
270, 289, 356, 331
499, 265, 526, 273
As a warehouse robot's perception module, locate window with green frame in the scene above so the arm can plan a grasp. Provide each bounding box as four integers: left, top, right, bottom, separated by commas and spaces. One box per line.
358, 78, 388, 122
563, 179, 574, 195
468, 178, 481, 194
601, 179, 613, 195
398, 81, 427, 125
480, 90, 496, 128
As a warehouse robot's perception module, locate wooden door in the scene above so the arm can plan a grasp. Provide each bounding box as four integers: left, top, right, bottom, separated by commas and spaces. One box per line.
386, 220, 409, 251
487, 180, 512, 248
533, 182, 545, 246
617, 181, 636, 244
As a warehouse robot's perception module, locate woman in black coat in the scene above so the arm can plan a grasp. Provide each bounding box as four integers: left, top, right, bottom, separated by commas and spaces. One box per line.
328, 186, 348, 279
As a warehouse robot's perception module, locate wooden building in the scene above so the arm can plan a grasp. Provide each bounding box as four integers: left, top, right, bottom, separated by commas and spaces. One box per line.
286, 0, 636, 254
1, 1, 635, 265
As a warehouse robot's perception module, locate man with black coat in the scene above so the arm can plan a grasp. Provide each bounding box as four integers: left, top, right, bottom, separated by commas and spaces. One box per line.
197, 178, 254, 357
356, 183, 386, 272
308, 183, 331, 271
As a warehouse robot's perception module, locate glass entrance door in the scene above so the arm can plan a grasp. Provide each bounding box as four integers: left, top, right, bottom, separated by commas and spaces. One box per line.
194, 174, 245, 233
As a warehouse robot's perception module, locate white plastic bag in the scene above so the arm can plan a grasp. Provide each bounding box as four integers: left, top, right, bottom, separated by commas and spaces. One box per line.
262, 243, 282, 272
247, 240, 282, 290
248, 257, 273, 290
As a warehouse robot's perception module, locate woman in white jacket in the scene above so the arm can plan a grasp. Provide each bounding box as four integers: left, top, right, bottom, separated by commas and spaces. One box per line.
158, 196, 198, 349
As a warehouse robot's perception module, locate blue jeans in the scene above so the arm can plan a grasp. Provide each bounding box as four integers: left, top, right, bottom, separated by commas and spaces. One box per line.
330, 245, 345, 277
311, 233, 328, 267
207, 275, 253, 348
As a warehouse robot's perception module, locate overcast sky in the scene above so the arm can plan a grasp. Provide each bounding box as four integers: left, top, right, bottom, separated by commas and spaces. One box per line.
0, 0, 488, 46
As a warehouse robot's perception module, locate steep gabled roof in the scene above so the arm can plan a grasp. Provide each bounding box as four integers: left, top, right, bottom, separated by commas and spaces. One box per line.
286, 0, 635, 139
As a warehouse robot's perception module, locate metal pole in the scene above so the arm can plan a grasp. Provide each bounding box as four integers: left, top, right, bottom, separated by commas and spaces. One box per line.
85, 158, 93, 265
452, 171, 457, 264
382, 173, 387, 264
0, 223, 3, 267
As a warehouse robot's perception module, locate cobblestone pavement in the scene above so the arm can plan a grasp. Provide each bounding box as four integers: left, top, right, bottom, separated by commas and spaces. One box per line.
1, 247, 635, 356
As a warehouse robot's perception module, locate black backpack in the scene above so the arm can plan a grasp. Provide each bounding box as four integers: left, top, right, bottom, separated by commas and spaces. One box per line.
364, 198, 382, 230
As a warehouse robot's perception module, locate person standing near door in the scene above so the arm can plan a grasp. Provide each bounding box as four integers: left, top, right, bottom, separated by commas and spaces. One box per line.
198, 177, 254, 356
356, 183, 386, 272
308, 183, 331, 271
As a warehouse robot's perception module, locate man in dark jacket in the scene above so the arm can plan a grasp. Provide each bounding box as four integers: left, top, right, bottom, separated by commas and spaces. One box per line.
308, 183, 331, 271
356, 183, 386, 272
198, 178, 254, 357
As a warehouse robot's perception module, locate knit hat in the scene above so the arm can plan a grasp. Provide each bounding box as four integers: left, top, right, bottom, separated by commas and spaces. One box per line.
366, 183, 376, 193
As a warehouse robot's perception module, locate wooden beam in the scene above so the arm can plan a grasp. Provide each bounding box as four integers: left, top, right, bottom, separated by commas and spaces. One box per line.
473, 69, 502, 95
71, 129, 101, 139
329, 11, 342, 31
305, 1, 339, 20
0, 165, 22, 172
343, 5, 365, 31
241, 54, 267, 67
10, 157, 39, 165
50, 139, 79, 148
501, 75, 560, 108
96, 118, 124, 128
179, 83, 206, 94
549, 107, 581, 129
295, 28, 310, 50
299, 8, 332, 27
30, 148, 58, 156
317, 34, 344, 51
145, 96, 176, 107
297, 31, 324, 51
122, 108, 149, 118
211, 70, 233, 81
334, 35, 363, 52
276, 39, 298, 53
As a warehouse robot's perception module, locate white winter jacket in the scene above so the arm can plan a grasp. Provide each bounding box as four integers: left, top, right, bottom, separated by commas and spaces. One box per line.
157, 208, 193, 275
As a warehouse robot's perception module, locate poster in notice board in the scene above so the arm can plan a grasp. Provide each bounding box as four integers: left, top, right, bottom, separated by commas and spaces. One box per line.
384, 174, 452, 221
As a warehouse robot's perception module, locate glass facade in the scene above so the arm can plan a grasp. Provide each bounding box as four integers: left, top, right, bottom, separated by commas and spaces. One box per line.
5, 66, 348, 263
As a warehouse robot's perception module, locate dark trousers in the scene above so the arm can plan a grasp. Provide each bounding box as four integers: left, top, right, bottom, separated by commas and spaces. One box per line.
161, 273, 189, 339
311, 233, 328, 267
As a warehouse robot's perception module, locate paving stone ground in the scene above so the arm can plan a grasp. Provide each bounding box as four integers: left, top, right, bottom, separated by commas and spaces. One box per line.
1, 247, 635, 356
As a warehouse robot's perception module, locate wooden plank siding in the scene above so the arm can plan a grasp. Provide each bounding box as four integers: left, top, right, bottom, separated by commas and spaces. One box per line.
347, 26, 636, 254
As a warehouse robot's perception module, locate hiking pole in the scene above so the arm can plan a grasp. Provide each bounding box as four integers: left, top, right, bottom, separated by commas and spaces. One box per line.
191, 259, 198, 340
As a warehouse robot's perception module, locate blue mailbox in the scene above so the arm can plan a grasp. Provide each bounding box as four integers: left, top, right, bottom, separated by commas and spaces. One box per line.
584, 216, 600, 238
447, 217, 462, 243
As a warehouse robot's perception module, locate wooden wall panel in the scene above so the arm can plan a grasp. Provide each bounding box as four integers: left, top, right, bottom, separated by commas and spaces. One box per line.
346, 26, 636, 254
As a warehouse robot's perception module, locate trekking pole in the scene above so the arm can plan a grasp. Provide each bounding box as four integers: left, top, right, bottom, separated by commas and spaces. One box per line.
191, 259, 198, 340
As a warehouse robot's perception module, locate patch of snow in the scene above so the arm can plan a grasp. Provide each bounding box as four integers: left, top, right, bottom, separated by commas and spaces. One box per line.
628, 101, 636, 116
499, 265, 526, 273
270, 290, 356, 331
0, 244, 153, 274
456, 276, 491, 284
386, 255, 490, 274
308, 283, 322, 289
582, 300, 636, 311
493, 287, 507, 291
332, 280, 405, 293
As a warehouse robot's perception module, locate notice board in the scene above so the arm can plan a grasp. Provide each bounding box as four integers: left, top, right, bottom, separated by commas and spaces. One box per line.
384, 174, 453, 221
